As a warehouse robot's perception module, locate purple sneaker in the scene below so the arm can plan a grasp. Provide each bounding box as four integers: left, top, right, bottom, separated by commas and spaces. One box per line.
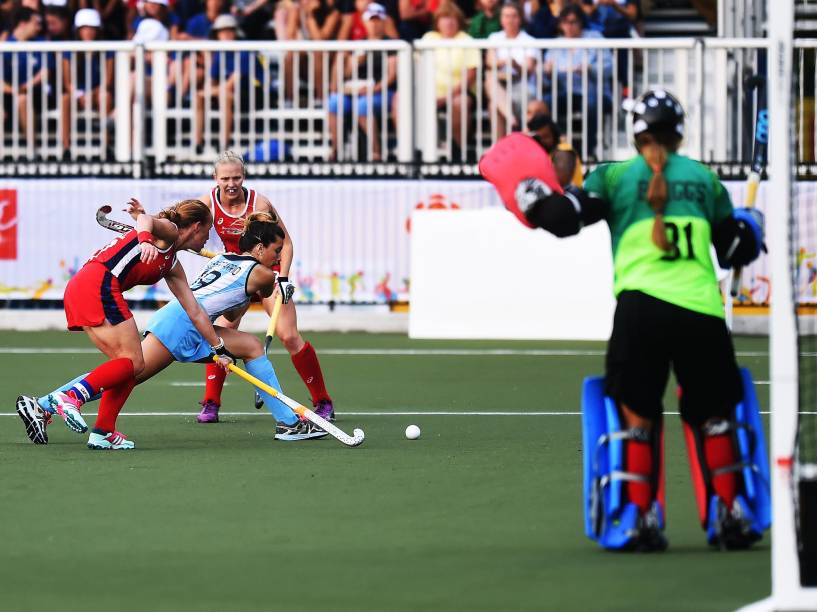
196, 400, 220, 423
313, 400, 335, 422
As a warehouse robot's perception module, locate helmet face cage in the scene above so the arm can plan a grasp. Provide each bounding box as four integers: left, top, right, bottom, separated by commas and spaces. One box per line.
631, 89, 685, 138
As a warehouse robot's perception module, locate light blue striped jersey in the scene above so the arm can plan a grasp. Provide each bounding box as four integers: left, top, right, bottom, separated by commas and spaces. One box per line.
187, 254, 259, 320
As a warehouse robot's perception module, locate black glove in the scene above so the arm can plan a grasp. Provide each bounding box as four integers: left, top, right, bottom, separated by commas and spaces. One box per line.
277, 276, 296, 304
211, 337, 236, 364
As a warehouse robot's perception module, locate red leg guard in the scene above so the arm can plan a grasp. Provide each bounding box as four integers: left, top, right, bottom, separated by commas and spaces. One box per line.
94, 376, 137, 433
73, 358, 135, 405
625, 439, 653, 513
703, 433, 739, 507
683, 423, 709, 526
203, 362, 227, 406
291, 342, 330, 405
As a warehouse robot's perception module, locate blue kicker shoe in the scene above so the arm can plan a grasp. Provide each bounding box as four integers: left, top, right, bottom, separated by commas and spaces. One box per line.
87, 430, 135, 450
44, 392, 88, 434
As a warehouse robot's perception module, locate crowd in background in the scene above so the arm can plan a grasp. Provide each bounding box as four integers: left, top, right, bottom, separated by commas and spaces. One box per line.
0, 0, 643, 44
0, 0, 645, 161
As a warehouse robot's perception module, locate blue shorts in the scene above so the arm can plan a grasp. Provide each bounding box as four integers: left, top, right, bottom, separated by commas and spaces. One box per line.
145, 300, 213, 363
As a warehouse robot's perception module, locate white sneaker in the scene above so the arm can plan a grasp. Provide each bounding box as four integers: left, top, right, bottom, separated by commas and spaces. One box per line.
87, 430, 135, 450
45, 392, 88, 434
16, 395, 49, 444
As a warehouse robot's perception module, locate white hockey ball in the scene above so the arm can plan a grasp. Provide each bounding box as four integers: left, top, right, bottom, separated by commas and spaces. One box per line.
405, 424, 421, 440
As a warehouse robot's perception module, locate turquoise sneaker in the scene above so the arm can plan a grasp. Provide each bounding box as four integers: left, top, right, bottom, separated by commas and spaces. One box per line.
87, 430, 135, 450
44, 392, 88, 434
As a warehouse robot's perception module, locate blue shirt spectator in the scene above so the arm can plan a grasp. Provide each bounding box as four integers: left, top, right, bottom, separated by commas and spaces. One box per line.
582, 0, 639, 39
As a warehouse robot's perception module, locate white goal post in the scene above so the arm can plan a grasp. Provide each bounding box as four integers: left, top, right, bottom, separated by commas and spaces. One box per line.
738, 1, 817, 610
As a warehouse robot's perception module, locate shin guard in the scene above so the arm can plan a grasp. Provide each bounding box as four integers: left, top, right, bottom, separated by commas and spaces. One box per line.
682, 368, 771, 546
582, 376, 665, 550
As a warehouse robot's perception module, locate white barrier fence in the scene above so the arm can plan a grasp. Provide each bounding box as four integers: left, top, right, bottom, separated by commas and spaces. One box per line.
0, 179, 805, 309
1, 37, 808, 167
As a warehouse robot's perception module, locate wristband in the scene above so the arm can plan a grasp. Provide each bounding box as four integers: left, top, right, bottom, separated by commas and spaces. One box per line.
277, 276, 288, 283
137, 231, 154, 244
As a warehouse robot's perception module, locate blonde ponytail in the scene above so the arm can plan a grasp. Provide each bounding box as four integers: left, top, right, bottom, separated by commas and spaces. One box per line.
641, 142, 671, 252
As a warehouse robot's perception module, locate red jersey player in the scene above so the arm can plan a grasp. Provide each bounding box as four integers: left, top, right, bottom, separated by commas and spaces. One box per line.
195, 151, 336, 423
16, 198, 234, 449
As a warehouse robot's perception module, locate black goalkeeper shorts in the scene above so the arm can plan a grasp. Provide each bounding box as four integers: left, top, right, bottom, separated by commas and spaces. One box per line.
604, 290, 744, 427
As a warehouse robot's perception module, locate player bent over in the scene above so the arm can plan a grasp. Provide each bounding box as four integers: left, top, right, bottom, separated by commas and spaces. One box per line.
15, 198, 231, 450
195, 151, 335, 424
481, 89, 769, 551
17, 213, 326, 446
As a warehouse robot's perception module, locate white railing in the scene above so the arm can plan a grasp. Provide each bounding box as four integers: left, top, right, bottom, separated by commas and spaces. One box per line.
719, 0, 766, 38
0, 37, 789, 169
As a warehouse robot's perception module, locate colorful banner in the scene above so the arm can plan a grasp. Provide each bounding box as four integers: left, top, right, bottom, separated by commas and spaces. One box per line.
0, 179, 499, 303
0, 178, 809, 305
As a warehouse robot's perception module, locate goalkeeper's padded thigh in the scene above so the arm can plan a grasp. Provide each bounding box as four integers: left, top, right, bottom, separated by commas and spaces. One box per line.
478, 132, 562, 228
682, 368, 771, 537
582, 376, 666, 550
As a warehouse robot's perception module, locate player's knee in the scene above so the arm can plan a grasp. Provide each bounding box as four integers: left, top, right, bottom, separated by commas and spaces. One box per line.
244, 337, 264, 360
130, 355, 146, 376
279, 331, 303, 354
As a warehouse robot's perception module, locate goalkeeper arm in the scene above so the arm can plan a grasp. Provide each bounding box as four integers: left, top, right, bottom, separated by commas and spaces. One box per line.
712, 207, 765, 268
519, 182, 609, 237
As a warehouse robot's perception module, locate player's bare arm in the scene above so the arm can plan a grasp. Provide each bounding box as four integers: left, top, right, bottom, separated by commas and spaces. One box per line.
257, 196, 293, 276
165, 263, 223, 354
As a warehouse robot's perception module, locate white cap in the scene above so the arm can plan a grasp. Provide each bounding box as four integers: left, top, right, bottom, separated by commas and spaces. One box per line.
363, 2, 386, 21
132, 17, 170, 43
145, 0, 169, 6
42, 0, 68, 6
74, 8, 102, 29
211, 14, 239, 31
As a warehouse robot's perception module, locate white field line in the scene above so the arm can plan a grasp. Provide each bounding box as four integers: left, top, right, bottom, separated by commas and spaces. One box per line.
0, 410, 790, 417
0, 347, 785, 357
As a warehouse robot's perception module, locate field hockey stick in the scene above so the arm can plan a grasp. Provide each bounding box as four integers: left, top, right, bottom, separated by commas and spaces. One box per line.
730, 75, 768, 297
254, 291, 284, 409
96, 205, 219, 259
216, 356, 365, 447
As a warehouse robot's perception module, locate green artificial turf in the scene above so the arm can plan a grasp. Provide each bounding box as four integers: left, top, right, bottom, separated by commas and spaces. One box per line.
0, 331, 771, 611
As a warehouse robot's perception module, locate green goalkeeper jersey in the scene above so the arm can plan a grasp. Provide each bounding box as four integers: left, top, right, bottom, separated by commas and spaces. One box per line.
583, 152, 734, 318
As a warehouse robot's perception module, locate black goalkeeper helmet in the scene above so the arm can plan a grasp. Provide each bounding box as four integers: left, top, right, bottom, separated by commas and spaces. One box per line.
631, 89, 685, 138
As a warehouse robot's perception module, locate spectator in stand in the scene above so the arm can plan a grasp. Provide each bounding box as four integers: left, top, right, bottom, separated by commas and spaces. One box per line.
541, 4, 611, 156
413, 2, 478, 159
526, 0, 557, 38
194, 14, 262, 152
284, 0, 341, 99
43, 3, 72, 41
338, 0, 398, 40
0, 0, 16, 41
171, 0, 228, 102
581, 0, 639, 91
581, 0, 639, 39
131, 0, 179, 41
397, 0, 437, 41
77, 0, 128, 40
1, 7, 71, 155
468, 0, 500, 39
233, 0, 277, 40
484, 1, 538, 136
328, 2, 397, 160
68, 8, 115, 118
181, 0, 228, 39
526, 98, 583, 187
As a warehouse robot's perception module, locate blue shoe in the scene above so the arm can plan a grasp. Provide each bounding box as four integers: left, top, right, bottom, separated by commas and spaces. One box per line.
87, 430, 135, 450
44, 392, 88, 434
